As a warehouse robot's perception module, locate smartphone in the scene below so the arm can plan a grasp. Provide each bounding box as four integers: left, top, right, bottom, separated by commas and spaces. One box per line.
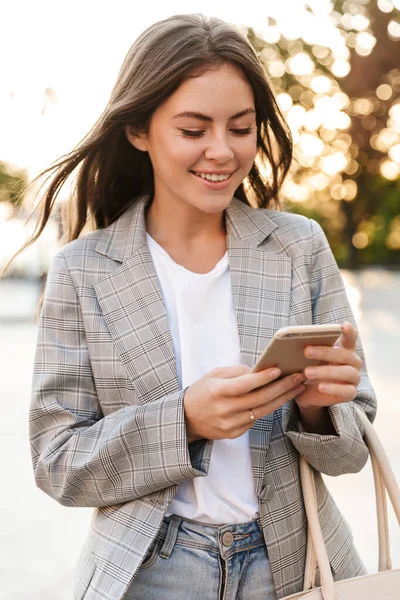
251, 324, 342, 376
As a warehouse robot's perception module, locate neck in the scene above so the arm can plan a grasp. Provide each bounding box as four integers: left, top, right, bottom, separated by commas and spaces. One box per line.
145, 191, 228, 274
145, 194, 227, 249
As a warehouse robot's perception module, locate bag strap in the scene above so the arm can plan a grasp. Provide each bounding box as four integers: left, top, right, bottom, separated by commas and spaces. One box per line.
303, 420, 391, 589
370, 447, 391, 571
301, 406, 400, 600
303, 523, 317, 590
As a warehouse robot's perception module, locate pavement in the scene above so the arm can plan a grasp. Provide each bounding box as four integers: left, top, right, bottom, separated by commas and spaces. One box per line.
0, 270, 399, 600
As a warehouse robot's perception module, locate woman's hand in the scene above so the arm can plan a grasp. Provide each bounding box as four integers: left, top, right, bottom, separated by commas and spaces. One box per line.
294, 322, 362, 432
183, 366, 305, 442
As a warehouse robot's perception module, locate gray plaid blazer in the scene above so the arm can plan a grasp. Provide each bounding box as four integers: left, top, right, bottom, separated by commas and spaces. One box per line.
30, 195, 376, 600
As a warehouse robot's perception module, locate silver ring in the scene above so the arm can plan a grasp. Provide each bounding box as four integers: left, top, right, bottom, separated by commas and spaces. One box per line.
249, 409, 255, 422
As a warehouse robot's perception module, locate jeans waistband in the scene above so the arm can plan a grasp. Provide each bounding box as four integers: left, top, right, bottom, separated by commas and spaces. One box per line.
157, 514, 266, 560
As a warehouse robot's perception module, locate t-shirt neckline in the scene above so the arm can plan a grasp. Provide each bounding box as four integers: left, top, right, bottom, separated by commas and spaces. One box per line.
146, 233, 228, 276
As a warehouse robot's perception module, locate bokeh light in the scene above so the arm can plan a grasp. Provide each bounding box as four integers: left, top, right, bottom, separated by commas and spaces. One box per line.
287, 52, 315, 76
331, 60, 351, 77
376, 84, 393, 100
388, 20, 400, 38
353, 232, 369, 249
386, 215, 400, 249
380, 159, 400, 179
378, 0, 394, 13
389, 143, 400, 162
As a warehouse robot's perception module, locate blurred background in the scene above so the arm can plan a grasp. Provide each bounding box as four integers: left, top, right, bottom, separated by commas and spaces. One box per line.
0, 1, 399, 599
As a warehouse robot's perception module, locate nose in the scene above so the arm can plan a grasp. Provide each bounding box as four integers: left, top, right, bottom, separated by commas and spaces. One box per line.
204, 133, 235, 162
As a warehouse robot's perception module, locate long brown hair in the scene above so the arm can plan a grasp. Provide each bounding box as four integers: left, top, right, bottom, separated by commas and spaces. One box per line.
5, 13, 292, 272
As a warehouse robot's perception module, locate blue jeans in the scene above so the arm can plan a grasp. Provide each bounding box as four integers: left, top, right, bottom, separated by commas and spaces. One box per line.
125, 514, 278, 600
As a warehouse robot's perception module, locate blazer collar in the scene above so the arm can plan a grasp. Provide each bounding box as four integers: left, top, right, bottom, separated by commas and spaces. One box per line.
95, 194, 277, 261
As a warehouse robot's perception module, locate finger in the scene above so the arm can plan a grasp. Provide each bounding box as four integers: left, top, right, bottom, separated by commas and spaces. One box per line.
317, 382, 357, 401
238, 372, 305, 410
337, 321, 358, 350
210, 365, 252, 379
224, 367, 282, 396
304, 365, 361, 386
244, 383, 306, 423
304, 345, 362, 368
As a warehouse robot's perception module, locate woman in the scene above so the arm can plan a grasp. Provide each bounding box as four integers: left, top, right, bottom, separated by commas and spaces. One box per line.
26, 13, 376, 600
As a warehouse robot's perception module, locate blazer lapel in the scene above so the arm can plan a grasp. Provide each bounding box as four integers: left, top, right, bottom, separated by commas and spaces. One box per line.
226, 200, 292, 491
94, 197, 180, 404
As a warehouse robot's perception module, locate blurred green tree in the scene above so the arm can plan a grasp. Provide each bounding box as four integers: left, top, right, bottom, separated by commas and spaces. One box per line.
246, 0, 400, 267
0, 162, 28, 210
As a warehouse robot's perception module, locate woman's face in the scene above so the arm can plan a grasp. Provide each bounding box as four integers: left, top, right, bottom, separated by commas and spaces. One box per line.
127, 62, 258, 216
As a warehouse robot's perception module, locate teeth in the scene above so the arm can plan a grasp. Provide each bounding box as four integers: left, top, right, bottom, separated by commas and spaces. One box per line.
196, 172, 231, 182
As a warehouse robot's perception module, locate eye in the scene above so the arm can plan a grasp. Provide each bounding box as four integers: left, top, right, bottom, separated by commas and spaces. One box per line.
180, 127, 255, 138
180, 129, 204, 138
230, 127, 254, 136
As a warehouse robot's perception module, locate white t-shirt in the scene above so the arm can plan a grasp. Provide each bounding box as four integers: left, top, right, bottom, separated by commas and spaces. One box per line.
147, 234, 259, 524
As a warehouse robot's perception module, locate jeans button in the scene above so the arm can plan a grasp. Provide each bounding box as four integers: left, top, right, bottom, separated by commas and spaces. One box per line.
222, 531, 234, 547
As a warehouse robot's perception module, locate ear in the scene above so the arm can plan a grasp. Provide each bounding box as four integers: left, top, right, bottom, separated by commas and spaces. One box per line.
125, 125, 149, 152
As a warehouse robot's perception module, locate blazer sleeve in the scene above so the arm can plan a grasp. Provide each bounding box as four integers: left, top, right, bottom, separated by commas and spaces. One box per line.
30, 252, 212, 508
282, 218, 377, 476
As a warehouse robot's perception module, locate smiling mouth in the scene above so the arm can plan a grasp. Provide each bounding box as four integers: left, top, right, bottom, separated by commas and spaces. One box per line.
191, 171, 233, 182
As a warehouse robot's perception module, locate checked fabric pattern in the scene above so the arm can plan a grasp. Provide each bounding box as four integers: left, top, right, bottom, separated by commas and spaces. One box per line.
30, 195, 376, 600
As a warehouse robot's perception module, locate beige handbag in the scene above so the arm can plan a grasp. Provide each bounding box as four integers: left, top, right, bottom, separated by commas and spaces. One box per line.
283, 406, 400, 600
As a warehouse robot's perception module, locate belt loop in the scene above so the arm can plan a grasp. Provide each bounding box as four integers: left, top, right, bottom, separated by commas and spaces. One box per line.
159, 515, 182, 559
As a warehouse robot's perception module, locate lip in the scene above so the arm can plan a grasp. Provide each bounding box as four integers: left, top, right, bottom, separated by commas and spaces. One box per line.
192, 170, 235, 175
190, 170, 235, 190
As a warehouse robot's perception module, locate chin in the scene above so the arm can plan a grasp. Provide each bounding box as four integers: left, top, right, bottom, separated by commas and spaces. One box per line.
196, 196, 233, 214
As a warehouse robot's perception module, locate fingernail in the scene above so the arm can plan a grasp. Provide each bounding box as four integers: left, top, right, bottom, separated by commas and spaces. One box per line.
305, 347, 315, 357
293, 373, 304, 384
294, 384, 305, 395
305, 368, 316, 378
270, 368, 281, 378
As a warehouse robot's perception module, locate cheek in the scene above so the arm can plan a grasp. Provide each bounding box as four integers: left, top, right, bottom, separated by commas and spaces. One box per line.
158, 136, 201, 166
237, 137, 257, 165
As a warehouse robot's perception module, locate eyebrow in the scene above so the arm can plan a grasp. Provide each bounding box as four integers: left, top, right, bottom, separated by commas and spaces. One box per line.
172, 108, 256, 122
